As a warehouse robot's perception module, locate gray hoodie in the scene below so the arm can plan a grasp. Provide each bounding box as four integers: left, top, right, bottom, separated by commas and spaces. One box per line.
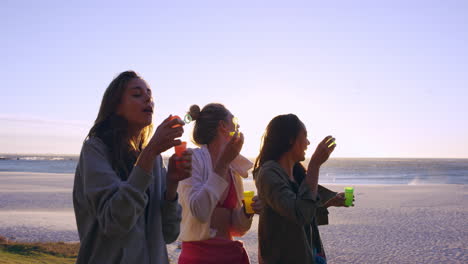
73, 137, 181, 264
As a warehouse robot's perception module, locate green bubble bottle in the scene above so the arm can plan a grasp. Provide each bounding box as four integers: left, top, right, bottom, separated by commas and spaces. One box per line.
344, 187, 354, 206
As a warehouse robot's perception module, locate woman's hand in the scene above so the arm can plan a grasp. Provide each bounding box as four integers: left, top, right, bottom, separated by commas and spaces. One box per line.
324, 192, 355, 208
214, 132, 244, 177
251, 195, 263, 214
309, 136, 336, 169
165, 150, 192, 200
242, 195, 263, 217
136, 116, 185, 175
147, 115, 185, 156
167, 150, 192, 183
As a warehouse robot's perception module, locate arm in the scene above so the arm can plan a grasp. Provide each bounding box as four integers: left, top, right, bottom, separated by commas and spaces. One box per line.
178, 153, 229, 223
82, 139, 153, 237
318, 185, 338, 205
257, 165, 321, 226
316, 185, 338, 226
161, 195, 182, 243
159, 156, 182, 243
231, 207, 253, 236
230, 176, 253, 236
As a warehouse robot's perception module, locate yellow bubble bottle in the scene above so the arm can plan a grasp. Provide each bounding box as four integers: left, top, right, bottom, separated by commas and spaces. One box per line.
243, 191, 255, 214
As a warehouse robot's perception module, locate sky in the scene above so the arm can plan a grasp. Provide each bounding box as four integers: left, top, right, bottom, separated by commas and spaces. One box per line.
1, 0, 467, 158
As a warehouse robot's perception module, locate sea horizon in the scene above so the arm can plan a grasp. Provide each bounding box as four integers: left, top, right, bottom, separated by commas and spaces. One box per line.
1, 153, 468, 160
1, 154, 467, 185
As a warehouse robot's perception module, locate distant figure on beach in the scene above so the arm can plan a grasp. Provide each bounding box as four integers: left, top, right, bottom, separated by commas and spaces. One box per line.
73, 71, 192, 264
177, 104, 262, 264
254, 114, 352, 264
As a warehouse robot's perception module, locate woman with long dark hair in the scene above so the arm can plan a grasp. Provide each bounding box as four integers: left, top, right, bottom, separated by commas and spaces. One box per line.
254, 114, 351, 264
73, 71, 192, 264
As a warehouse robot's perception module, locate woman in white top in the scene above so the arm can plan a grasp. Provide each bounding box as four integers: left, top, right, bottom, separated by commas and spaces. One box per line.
177, 103, 262, 264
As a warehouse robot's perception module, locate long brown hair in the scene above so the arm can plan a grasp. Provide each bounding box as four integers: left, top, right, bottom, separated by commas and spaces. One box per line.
253, 114, 307, 183
87, 71, 153, 179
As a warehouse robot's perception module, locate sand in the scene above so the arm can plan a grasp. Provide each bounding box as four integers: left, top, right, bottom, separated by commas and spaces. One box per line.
0, 171, 467, 263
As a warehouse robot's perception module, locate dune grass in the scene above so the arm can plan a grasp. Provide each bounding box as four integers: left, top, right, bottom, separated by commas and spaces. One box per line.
0, 235, 78, 264
0, 235, 177, 264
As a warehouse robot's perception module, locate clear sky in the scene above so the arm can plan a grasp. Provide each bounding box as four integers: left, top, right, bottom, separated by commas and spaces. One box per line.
1, 0, 467, 158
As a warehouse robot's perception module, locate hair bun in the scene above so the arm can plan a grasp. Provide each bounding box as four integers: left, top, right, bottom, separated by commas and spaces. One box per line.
189, 105, 201, 121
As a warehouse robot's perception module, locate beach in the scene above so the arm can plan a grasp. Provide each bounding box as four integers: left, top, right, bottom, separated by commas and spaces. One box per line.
0, 171, 467, 263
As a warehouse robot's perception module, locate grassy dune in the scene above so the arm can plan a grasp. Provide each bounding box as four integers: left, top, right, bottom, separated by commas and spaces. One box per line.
0, 236, 78, 264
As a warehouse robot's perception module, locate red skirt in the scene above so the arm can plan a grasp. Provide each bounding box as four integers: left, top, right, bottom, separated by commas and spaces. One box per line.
178, 238, 250, 264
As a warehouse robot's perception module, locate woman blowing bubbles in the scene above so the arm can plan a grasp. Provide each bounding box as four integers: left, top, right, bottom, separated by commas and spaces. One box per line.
73, 71, 192, 264
177, 103, 263, 264
254, 114, 353, 264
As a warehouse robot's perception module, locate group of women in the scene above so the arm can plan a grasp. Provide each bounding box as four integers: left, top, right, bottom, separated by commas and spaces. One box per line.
73, 71, 353, 264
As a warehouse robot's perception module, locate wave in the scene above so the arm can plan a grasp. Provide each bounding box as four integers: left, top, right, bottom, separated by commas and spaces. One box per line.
1, 157, 467, 184
0, 155, 78, 161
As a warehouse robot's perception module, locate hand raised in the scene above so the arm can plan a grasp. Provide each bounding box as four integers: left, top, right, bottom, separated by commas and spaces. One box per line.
147, 115, 184, 155
218, 132, 244, 166
309, 135, 336, 168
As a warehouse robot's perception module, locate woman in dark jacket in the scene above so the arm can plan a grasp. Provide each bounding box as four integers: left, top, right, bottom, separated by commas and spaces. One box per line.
254, 114, 351, 264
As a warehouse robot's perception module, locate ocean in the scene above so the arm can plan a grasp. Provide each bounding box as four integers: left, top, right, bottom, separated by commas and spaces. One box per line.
1, 155, 467, 185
